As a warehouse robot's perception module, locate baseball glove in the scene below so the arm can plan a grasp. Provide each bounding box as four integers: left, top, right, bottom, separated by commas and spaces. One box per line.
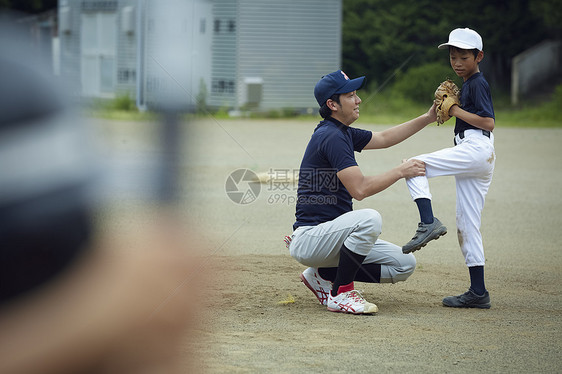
434, 79, 461, 125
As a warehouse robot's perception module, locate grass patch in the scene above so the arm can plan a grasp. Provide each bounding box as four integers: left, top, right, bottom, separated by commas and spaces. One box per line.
86, 87, 561, 128
87, 108, 157, 121
493, 85, 562, 127
495, 108, 561, 128
85, 93, 156, 121
358, 93, 430, 125
357, 88, 562, 127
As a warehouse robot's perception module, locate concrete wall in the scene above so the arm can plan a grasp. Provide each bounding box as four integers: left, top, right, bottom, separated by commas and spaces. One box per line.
512, 40, 562, 105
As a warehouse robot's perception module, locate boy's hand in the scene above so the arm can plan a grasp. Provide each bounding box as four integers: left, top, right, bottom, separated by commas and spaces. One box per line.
434, 80, 461, 125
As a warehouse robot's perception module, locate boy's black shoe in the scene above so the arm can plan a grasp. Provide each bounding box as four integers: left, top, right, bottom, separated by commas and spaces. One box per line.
442, 289, 491, 309
402, 218, 447, 254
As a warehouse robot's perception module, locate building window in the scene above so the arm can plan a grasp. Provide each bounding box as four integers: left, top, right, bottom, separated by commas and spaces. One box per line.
214, 19, 220, 33
228, 20, 236, 33
81, 1, 118, 12
212, 79, 235, 94
118, 68, 136, 83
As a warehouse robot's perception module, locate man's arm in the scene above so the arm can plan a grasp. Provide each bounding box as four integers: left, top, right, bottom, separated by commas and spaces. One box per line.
363, 102, 437, 150
449, 105, 495, 131
337, 160, 426, 201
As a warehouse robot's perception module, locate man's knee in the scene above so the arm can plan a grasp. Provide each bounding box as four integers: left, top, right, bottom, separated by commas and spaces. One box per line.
342, 209, 382, 256
388, 254, 417, 283
355, 209, 382, 238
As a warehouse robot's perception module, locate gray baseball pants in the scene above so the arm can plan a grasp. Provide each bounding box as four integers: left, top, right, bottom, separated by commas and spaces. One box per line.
289, 209, 416, 283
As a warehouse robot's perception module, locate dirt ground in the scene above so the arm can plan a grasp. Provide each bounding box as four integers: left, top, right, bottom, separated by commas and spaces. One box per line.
93, 117, 561, 373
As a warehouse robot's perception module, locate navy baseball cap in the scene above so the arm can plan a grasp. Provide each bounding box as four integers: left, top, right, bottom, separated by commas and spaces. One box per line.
314, 70, 366, 106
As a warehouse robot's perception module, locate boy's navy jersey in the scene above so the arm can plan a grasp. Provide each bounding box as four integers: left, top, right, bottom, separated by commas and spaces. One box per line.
455, 72, 495, 134
293, 118, 372, 230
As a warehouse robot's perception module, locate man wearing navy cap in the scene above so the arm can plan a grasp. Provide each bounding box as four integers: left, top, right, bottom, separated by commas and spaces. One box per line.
286, 70, 438, 314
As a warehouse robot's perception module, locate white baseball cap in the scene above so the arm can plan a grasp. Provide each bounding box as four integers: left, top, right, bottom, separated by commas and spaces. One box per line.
438, 28, 483, 51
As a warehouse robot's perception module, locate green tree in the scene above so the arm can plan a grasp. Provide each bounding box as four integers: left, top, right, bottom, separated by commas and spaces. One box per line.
530, 0, 562, 37
0, 0, 57, 13
342, 0, 449, 90
342, 0, 554, 92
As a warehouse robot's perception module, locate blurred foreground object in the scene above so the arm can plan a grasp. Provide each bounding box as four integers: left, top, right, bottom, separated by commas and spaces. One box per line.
0, 18, 95, 304
0, 14, 204, 373
0, 217, 204, 374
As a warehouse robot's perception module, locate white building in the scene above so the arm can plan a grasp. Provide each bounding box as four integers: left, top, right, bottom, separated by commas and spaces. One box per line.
58, 0, 342, 112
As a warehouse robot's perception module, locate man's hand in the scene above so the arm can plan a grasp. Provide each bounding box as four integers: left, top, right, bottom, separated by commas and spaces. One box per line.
400, 159, 426, 179
426, 102, 438, 124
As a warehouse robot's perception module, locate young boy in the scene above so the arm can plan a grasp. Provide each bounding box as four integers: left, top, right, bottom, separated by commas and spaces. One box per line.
402, 28, 496, 308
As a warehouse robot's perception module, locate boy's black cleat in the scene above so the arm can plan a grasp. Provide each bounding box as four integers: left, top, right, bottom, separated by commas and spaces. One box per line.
402, 218, 447, 254
442, 289, 491, 309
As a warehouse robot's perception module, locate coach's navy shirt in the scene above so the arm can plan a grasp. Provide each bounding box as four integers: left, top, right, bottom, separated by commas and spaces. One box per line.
293, 117, 372, 230
455, 72, 495, 134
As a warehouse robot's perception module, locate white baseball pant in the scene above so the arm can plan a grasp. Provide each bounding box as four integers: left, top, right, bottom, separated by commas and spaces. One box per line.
406, 129, 496, 266
290, 209, 416, 283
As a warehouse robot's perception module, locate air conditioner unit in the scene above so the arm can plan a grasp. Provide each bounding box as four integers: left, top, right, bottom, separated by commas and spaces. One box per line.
244, 77, 263, 107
